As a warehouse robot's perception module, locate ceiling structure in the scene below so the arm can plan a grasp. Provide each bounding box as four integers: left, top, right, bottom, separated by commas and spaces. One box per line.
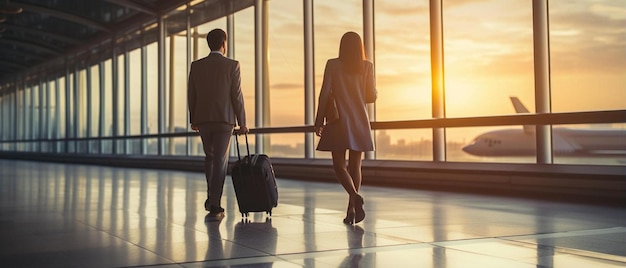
0, 0, 254, 88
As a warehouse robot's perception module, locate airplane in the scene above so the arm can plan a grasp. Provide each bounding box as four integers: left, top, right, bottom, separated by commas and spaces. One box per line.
462, 97, 626, 157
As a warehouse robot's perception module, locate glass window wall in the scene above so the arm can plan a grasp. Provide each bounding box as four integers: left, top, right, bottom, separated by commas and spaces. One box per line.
0, 1, 623, 167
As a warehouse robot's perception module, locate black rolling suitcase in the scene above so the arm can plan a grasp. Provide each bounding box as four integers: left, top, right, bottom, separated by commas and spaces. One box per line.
231, 133, 278, 217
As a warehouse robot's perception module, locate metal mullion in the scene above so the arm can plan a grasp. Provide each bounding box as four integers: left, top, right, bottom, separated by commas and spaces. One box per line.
186, 6, 192, 156
22, 80, 27, 150
533, 0, 553, 164
73, 66, 80, 152
54, 77, 60, 153
168, 29, 175, 155
304, 0, 314, 159
254, 0, 265, 154
124, 50, 130, 154
429, 0, 446, 162
158, 17, 166, 156
30, 81, 35, 151
227, 12, 235, 158
39, 79, 45, 152
64, 65, 71, 153
99, 61, 106, 154
86, 65, 92, 153
363, 0, 375, 160
141, 36, 148, 155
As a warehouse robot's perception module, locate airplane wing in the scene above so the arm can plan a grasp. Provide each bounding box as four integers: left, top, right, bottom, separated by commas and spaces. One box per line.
553, 131, 581, 154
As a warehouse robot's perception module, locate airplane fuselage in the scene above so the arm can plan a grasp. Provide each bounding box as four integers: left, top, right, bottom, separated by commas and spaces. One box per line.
462, 128, 626, 157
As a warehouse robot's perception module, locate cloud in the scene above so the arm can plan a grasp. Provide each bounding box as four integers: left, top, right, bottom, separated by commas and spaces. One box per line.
270, 83, 303, 91
549, 8, 626, 74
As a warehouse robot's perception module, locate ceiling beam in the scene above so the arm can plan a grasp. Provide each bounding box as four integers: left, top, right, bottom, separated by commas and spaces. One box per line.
105, 0, 156, 16
2, 24, 81, 45
9, 1, 110, 32
0, 38, 62, 56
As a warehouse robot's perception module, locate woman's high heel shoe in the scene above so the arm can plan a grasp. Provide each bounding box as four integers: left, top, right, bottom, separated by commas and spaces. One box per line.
343, 210, 355, 225
353, 194, 365, 224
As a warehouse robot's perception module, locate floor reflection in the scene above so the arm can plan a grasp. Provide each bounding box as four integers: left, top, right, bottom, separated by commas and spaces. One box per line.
0, 160, 624, 268
341, 225, 365, 267
204, 215, 225, 261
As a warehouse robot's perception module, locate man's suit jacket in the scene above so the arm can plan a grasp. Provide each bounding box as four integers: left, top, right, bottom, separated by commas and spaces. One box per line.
188, 52, 247, 127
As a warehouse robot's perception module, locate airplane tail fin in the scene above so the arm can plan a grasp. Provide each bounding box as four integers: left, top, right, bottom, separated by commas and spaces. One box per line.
510, 97, 534, 134
511, 97, 530, 113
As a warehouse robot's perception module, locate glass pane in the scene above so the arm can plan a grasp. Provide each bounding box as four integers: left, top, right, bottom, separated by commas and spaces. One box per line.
58, 77, 66, 139
68, 73, 75, 140
115, 54, 125, 154
78, 69, 88, 138
550, 0, 626, 112
375, 129, 433, 161
23, 88, 28, 142
128, 138, 142, 155
189, 134, 203, 157
268, 0, 305, 127
375, 0, 431, 121
90, 65, 100, 137
103, 59, 113, 154
47, 81, 55, 141
553, 123, 626, 166
443, 0, 534, 118
146, 138, 159, 155
234, 9, 255, 130
168, 32, 189, 156
146, 43, 158, 134
32, 86, 39, 142
128, 49, 141, 135
268, 133, 305, 158
16, 91, 23, 142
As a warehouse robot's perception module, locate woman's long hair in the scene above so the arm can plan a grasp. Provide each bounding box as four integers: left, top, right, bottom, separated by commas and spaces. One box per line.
338, 32, 366, 74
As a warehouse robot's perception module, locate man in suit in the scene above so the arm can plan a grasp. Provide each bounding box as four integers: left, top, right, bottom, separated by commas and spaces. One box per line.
188, 28, 248, 218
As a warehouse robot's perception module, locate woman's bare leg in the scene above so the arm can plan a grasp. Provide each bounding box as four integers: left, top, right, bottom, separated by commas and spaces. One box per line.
331, 150, 358, 197
348, 150, 363, 193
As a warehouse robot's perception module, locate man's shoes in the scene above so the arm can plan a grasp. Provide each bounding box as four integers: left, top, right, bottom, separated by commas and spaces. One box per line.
204, 199, 210, 211
207, 206, 225, 218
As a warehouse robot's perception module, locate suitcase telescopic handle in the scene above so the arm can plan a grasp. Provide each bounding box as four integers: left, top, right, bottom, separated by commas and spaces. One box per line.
234, 132, 251, 161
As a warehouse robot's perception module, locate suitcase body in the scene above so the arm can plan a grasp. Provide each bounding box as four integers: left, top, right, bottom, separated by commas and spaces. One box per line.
231, 134, 278, 217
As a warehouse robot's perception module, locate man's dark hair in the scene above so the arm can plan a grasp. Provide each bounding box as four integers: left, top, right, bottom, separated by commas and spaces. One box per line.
207, 29, 227, 51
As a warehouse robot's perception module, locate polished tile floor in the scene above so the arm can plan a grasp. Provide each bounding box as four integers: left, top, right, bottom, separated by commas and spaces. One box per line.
0, 159, 624, 267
